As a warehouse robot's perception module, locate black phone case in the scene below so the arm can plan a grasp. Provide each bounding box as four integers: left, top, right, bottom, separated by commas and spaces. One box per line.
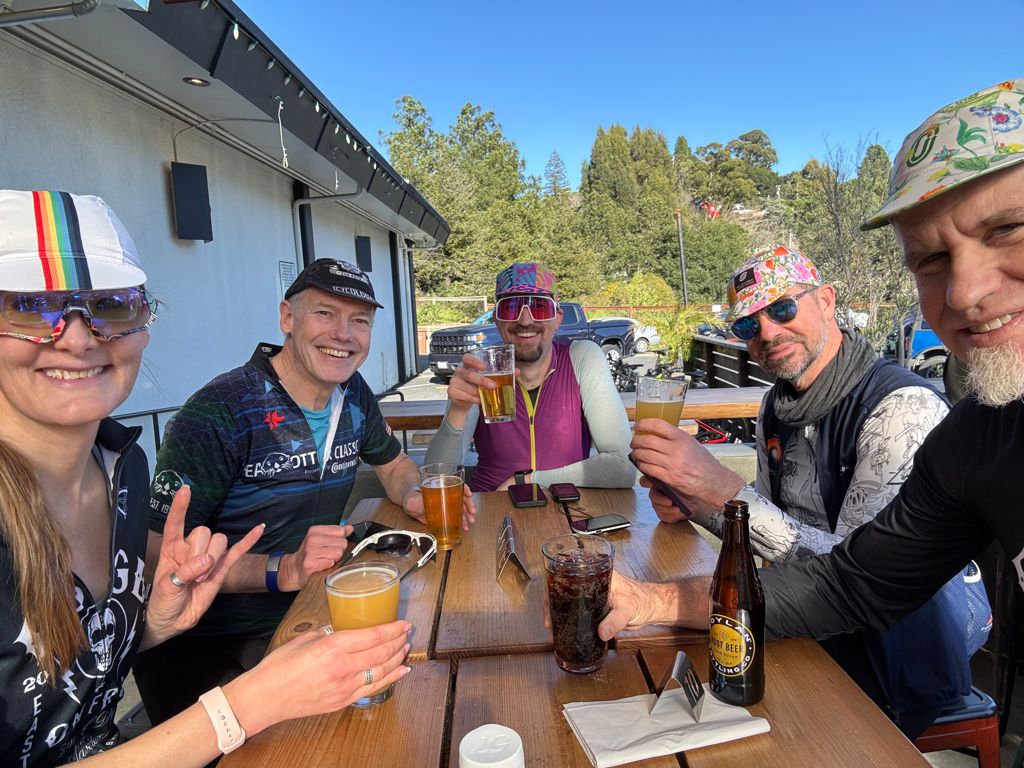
549, 483, 581, 503
507, 485, 548, 508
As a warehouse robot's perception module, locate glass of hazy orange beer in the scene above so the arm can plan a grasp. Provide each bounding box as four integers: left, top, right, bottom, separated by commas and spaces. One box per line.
634, 375, 690, 432
468, 344, 516, 424
325, 561, 401, 707
419, 462, 464, 550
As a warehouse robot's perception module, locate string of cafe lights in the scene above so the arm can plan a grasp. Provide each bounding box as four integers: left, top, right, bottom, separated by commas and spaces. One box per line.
194, 0, 406, 195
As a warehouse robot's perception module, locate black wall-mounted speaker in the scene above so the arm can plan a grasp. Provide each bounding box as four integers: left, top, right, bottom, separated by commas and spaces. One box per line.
355, 235, 372, 271
170, 162, 213, 242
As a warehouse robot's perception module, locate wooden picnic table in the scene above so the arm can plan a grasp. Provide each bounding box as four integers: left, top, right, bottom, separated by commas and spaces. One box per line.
434, 488, 718, 658
221, 487, 927, 767
378, 386, 768, 431
640, 642, 929, 767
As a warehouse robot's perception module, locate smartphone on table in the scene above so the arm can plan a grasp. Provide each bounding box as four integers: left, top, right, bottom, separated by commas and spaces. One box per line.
508, 482, 548, 508
570, 514, 631, 534
549, 482, 581, 504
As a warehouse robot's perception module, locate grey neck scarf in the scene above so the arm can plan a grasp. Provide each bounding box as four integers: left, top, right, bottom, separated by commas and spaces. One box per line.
771, 328, 879, 427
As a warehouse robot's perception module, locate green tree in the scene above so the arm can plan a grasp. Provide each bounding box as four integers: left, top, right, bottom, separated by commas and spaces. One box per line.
382, 97, 536, 298
780, 142, 911, 343
543, 151, 569, 196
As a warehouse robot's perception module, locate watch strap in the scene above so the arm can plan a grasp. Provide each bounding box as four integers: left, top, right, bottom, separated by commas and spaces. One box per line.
514, 470, 529, 486
265, 551, 284, 593
199, 686, 246, 754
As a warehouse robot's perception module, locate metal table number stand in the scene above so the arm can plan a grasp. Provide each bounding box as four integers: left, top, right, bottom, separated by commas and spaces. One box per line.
650, 650, 706, 722
496, 515, 532, 581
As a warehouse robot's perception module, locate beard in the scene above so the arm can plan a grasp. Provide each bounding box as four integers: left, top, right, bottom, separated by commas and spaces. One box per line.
964, 342, 1024, 406
758, 332, 826, 382
508, 325, 548, 363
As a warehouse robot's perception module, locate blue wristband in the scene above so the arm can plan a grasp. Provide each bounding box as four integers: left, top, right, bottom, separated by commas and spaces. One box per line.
265, 551, 284, 593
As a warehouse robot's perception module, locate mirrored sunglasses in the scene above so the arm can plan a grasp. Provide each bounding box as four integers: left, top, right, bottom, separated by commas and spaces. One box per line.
730, 287, 816, 341
0, 287, 156, 344
495, 295, 557, 322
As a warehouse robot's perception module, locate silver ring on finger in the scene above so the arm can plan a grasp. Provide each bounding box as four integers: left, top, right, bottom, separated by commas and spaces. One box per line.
364, 668, 374, 686
168, 571, 187, 588
320, 624, 334, 636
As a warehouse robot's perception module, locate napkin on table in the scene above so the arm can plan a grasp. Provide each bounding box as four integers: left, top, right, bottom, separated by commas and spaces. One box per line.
562, 683, 770, 768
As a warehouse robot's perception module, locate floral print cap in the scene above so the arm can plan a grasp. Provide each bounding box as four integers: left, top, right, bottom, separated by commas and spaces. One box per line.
725, 246, 822, 323
495, 262, 558, 298
862, 79, 1024, 230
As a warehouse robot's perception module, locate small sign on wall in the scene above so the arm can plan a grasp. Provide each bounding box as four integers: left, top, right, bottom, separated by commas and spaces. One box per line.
279, 260, 298, 299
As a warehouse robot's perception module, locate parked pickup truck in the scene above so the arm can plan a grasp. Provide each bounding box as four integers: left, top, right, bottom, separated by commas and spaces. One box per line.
427, 302, 635, 380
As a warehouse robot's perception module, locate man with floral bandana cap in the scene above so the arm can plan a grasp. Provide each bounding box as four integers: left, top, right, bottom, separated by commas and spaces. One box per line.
632, 245, 978, 736
600, 77, 1024, 738
426, 261, 636, 492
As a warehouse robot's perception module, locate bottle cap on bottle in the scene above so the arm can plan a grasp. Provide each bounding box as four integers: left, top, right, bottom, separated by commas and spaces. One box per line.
458, 723, 525, 768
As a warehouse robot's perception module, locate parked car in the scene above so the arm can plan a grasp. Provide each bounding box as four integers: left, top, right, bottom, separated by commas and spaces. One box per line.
697, 310, 737, 341
427, 302, 635, 380
590, 317, 661, 353
882, 304, 948, 379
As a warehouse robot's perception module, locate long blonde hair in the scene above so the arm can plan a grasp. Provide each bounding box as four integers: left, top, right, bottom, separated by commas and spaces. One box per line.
0, 439, 84, 682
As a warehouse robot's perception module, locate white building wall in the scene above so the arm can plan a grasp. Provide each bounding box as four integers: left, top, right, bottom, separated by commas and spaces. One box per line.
0, 35, 399, 422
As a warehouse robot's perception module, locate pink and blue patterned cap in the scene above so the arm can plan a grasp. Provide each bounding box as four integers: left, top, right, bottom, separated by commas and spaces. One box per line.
725, 247, 822, 322
863, 79, 1024, 230
495, 262, 558, 298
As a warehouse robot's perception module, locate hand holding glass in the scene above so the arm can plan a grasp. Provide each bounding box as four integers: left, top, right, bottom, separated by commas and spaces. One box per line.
634, 375, 689, 432
325, 562, 400, 707
468, 344, 516, 424
542, 534, 614, 674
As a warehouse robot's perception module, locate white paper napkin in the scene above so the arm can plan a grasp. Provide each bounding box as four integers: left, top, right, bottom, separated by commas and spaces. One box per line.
562, 684, 770, 768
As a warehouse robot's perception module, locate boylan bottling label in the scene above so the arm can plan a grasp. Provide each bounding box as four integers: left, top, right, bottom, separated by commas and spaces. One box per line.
709, 613, 756, 677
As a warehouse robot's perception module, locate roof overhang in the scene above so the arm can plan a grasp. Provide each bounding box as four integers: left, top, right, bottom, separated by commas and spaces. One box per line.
1, 0, 450, 247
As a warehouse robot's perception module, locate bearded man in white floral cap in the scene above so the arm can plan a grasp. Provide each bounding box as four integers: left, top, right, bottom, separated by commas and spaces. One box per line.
632, 244, 974, 736
602, 77, 1024, 741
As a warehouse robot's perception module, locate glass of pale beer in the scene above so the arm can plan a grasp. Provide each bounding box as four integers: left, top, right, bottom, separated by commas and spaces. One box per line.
468, 344, 516, 424
419, 463, 464, 550
634, 375, 690, 434
325, 561, 401, 707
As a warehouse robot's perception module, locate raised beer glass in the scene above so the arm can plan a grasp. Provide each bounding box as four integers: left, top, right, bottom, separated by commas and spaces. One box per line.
634, 375, 689, 434
419, 462, 464, 550
469, 344, 516, 424
325, 561, 401, 707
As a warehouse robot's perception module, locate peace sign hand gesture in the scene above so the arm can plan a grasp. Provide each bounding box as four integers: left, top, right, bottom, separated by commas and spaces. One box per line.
140, 485, 264, 650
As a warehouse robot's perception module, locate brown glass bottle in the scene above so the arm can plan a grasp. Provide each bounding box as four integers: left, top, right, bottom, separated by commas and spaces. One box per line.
708, 499, 765, 706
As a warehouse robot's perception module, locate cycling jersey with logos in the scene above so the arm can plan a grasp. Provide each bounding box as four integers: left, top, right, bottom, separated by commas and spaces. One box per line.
764, 395, 1024, 640
0, 420, 148, 767
148, 343, 401, 636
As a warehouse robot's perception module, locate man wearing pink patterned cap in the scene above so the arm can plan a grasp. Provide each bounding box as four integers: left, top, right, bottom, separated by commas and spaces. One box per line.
426, 261, 635, 492
632, 246, 984, 737
601, 78, 1024, 744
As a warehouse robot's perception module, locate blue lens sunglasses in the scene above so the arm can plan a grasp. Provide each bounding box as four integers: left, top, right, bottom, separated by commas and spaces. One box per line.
730, 287, 817, 342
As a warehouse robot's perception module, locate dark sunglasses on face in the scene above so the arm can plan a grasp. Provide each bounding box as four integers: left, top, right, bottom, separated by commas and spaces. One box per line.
494, 294, 558, 323
0, 287, 156, 343
730, 287, 817, 341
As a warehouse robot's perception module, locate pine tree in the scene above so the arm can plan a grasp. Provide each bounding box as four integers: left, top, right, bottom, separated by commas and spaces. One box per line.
543, 151, 569, 196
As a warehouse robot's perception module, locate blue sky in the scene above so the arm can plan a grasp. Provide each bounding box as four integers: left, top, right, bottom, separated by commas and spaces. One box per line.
240, 0, 1024, 186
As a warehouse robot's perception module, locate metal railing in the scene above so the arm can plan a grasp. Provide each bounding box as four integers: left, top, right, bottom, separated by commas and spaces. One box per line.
116, 387, 414, 469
